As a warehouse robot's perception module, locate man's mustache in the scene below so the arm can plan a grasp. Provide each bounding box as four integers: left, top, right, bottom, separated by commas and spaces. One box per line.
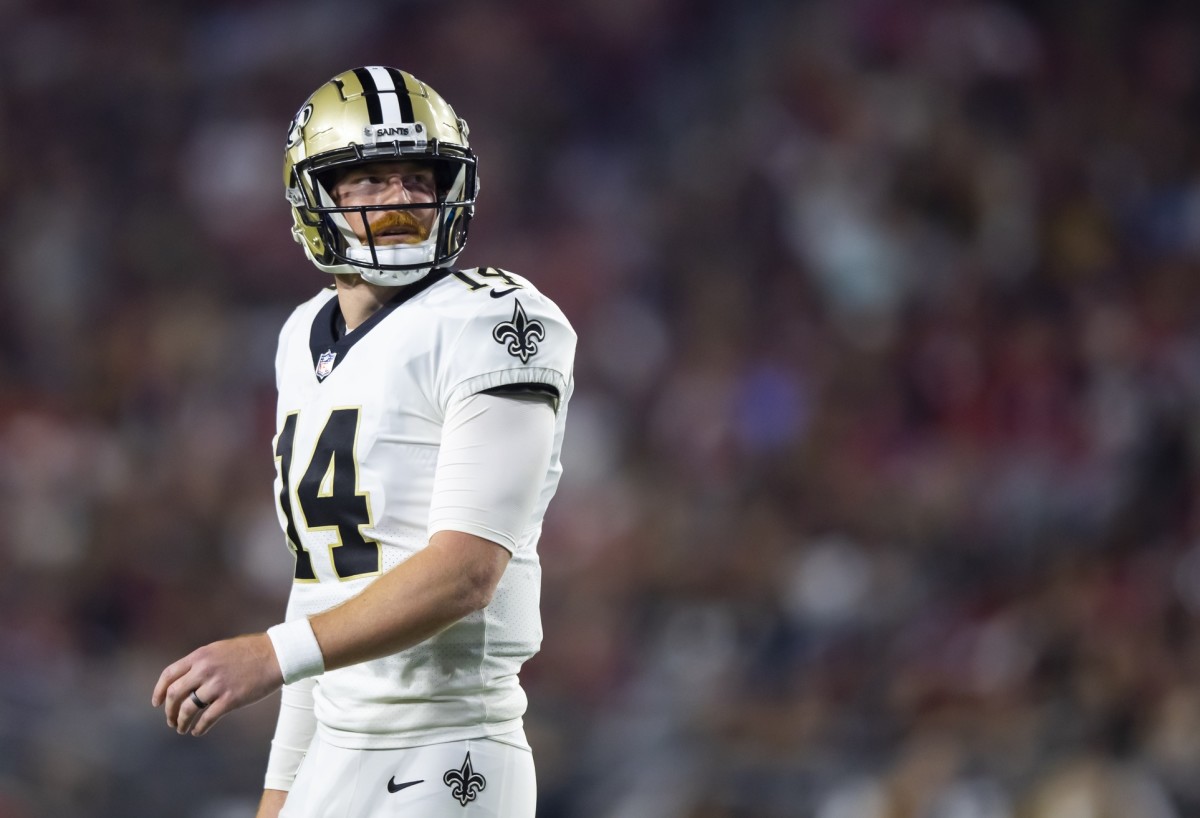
367, 210, 430, 241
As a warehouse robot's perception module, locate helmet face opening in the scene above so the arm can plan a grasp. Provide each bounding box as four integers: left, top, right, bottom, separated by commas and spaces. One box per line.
284, 67, 479, 286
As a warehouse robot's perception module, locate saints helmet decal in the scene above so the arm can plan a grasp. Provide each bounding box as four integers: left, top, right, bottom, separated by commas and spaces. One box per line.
284, 67, 479, 286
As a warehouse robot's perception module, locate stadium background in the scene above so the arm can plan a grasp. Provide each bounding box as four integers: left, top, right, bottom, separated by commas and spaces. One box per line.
3, 0, 1200, 815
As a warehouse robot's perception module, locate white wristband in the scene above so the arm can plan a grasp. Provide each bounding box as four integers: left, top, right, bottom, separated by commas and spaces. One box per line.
267, 618, 326, 684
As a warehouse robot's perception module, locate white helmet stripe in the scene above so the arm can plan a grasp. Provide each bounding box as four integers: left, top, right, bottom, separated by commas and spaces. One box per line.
365, 66, 404, 122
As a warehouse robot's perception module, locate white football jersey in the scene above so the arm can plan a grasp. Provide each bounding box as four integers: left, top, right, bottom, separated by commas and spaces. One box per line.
271, 267, 575, 749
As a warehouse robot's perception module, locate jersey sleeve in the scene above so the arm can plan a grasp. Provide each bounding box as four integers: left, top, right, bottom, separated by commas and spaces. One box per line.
437, 287, 576, 412
274, 313, 296, 392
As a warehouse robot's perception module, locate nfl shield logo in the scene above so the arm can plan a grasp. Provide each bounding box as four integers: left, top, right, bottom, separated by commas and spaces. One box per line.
315, 349, 337, 380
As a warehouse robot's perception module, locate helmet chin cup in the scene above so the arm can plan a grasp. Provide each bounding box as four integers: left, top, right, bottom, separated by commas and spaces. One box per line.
358, 266, 438, 286
346, 240, 438, 285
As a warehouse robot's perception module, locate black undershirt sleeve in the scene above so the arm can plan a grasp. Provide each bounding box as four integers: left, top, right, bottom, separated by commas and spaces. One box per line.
481, 382, 560, 411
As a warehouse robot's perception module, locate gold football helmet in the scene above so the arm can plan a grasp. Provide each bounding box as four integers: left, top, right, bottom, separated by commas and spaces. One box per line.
284, 67, 478, 285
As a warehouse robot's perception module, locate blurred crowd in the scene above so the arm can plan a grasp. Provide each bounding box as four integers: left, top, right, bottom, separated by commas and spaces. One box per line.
3, 0, 1200, 815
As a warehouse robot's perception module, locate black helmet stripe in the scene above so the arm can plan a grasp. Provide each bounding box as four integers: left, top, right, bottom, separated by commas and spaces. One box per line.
352, 67, 383, 123
352, 66, 414, 125
386, 68, 416, 122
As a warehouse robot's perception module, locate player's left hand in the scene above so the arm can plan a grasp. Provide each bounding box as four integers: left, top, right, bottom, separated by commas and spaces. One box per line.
152, 633, 284, 736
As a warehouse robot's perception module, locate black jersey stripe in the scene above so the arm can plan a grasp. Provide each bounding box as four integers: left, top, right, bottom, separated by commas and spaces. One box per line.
353, 67, 383, 124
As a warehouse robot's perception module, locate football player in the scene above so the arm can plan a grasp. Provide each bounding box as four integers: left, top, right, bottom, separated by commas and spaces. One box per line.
152, 66, 575, 818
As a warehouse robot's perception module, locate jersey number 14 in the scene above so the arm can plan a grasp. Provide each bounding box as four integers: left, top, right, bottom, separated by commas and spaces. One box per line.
274, 408, 379, 581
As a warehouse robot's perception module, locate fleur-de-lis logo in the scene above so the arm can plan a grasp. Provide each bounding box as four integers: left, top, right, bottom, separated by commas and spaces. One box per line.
286, 103, 312, 149
492, 300, 545, 363
443, 752, 486, 806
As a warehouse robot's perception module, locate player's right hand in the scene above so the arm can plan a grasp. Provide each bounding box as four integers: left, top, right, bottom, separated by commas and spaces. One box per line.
151, 632, 284, 736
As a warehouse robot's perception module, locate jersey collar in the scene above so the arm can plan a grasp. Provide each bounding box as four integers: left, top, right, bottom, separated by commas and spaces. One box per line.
308, 269, 450, 381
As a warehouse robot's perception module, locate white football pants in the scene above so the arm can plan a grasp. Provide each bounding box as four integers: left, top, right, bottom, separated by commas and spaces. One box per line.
280, 730, 535, 818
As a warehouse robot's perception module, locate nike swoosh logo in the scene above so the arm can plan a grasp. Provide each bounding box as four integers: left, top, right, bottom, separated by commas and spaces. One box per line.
387, 777, 423, 793
490, 287, 519, 298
